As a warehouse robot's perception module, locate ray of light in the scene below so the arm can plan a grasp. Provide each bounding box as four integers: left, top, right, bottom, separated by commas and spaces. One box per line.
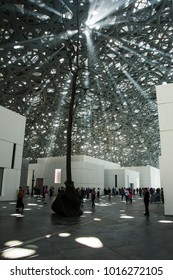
120, 65, 156, 106
59, 0, 73, 15
103, 63, 124, 103
28, 0, 62, 17
86, 0, 127, 27
45, 73, 72, 157
122, 38, 173, 59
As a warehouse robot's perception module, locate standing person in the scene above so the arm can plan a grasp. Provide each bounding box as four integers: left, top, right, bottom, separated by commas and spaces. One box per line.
144, 188, 150, 216
44, 185, 49, 204
16, 187, 24, 212
108, 187, 111, 199
125, 188, 129, 203
91, 188, 96, 208
129, 189, 133, 203
121, 187, 125, 201
97, 188, 100, 199
161, 188, 164, 204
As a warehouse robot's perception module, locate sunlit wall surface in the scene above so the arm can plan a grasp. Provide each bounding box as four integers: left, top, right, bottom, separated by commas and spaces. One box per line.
0, 0, 173, 167
157, 83, 173, 215
0, 106, 26, 201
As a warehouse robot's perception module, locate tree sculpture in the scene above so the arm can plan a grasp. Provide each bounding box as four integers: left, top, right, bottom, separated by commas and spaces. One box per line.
51, 1, 83, 216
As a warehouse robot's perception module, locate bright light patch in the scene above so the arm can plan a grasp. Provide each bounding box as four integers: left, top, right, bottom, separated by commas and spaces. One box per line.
27, 203, 38, 206
55, 169, 61, 183
120, 214, 134, 219
46, 235, 51, 238
158, 220, 173, 224
96, 203, 111, 207
1, 248, 36, 259
83, 211, 92, 214
59, 233, 71, 237
94, 218, 101, 221
10, 213, 24, 218
4, 240, 23, 247
75, 237, 103, 248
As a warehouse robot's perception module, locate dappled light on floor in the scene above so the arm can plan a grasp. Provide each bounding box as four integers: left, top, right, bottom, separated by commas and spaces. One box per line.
4, 240, 23, 247
59, 233, 71, 237
75, 237, 103, 248
158, 220, 173, 224
10, 213, 24, 218
83, 211, 92, 214
1, 247, 36, 259
95, 202, 112, 207
120, 214, 134, 219
27, 203, 38, 206
94, 218, 101, 221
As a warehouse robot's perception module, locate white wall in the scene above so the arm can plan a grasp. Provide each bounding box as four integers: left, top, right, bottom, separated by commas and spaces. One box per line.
125, 169, 140, 189
104, 169, 125, 189
126, 166, 160, 189
149, 166, 161, 189
156, 83, 173, 215
0, 106, 26, 201
28, 156, 105, 194
104, 168, 139, 189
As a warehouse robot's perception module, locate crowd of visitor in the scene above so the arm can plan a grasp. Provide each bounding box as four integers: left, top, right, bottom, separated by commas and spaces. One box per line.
16, 184, 164, 215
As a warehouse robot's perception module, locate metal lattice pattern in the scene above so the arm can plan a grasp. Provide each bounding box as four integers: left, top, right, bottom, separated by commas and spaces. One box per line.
1, 0, 173, 167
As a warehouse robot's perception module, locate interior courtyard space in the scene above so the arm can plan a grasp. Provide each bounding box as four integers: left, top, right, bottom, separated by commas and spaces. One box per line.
0, 193, 173, 260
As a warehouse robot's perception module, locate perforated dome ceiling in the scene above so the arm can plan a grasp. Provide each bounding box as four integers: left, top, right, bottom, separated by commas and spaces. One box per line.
1, 0, 173, 167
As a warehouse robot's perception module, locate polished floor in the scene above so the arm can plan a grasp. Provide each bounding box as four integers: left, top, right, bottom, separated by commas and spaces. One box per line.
0, 193, 173, 260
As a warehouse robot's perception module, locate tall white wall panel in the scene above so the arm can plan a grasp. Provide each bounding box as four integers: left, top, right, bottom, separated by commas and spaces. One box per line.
156, 83, 173, 215
104, 169, 139, 189
1, 168, 21, 201
0, 106, 26, 201
14, 144, 24, 170
104, 169, 125, 188
126, 166, 160, 188
0, 105, 26, 145
0, 140, 13, 168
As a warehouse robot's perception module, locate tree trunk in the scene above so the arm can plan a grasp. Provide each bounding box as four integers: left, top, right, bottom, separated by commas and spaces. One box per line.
51, 71, 83, 216
65, 71, 78, 188
51, 0, 82, 216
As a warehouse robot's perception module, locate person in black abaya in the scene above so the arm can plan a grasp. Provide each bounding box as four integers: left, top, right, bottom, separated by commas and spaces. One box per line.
144, 187, 150, 216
